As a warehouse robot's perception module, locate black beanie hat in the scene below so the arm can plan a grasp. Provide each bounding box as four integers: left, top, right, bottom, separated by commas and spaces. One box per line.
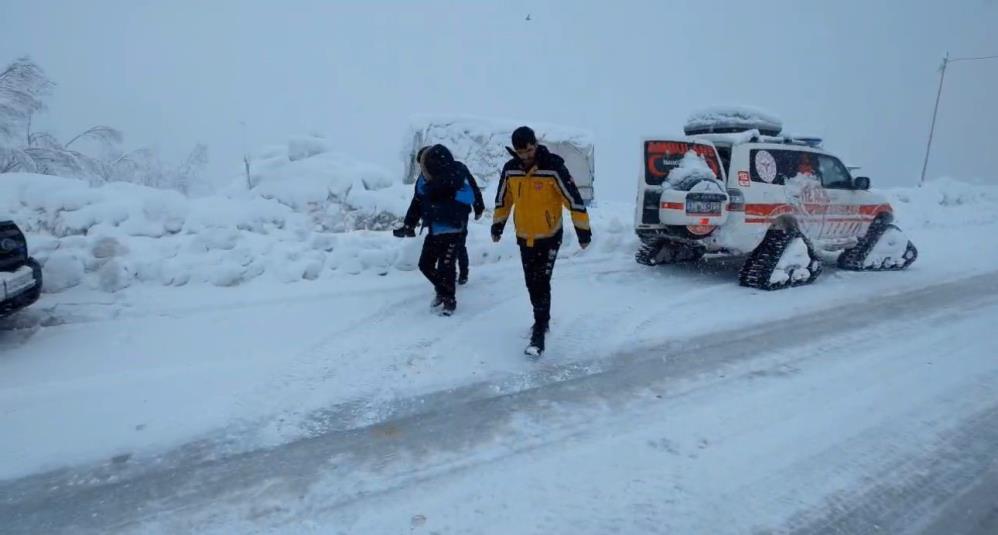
511, 126, 537, 149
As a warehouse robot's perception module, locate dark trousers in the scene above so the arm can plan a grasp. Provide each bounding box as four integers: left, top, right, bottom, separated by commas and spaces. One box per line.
419, 233, 461, 302
519, 232, 562, 328
457, 229, 469, 277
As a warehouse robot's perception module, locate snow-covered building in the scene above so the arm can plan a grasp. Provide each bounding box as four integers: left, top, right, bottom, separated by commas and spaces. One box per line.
403, 115, 596, 203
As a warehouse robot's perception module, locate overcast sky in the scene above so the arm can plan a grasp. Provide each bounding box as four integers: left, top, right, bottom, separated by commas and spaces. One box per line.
2, 0, 996, 199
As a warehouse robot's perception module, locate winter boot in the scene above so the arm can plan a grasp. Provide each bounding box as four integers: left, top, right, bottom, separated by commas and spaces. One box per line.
523, 322, 550, 338
525, 323, 547, 357
430, 293, 444, 308
439, 298, 456, 316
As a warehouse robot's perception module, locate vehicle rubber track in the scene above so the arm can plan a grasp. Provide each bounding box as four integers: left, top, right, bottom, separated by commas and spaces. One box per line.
635, 238, 704, 266
838, 220, 918, 271
739, 228, 822, 290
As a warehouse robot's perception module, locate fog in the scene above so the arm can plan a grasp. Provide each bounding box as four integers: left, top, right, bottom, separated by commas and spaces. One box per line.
2, 0, 996, 199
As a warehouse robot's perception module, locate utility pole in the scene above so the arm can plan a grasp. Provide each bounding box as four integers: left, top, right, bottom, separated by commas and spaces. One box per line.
919, 53, 998, 187
239, 120, 251, 189
919, 53, 948, 187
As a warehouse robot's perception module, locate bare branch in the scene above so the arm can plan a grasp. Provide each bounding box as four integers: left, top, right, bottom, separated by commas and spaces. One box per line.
28, 131, 64, 150
64, 125, 124, 149
0, 146, 38, 173
22, 146, 84, 176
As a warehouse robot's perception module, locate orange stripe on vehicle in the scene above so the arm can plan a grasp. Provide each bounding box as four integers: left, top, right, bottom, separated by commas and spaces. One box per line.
744, 203, 795, 217
747, 203, 887, 215
661, 202, 684, 210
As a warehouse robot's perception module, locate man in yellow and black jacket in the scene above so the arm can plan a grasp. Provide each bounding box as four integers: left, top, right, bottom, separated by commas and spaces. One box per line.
491, 126, 591, 357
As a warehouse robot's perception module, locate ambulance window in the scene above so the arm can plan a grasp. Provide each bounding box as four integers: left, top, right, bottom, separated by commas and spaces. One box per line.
818, 154, 853, 190
750, 149, 818, 185
715, 146, 732, 175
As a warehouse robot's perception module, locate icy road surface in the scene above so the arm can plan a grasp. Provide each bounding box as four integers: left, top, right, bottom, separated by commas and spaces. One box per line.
3, 267, 998, 534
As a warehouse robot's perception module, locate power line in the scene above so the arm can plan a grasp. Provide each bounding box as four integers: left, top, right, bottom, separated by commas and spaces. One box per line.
919, 52, 998, 187
948, 54, 998, 63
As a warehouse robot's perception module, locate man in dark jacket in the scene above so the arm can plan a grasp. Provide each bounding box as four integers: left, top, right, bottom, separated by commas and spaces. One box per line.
393, 145, 476, 316
492, 126, 591, 356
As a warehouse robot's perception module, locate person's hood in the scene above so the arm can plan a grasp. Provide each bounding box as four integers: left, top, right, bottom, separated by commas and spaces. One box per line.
423, 144, 455, 178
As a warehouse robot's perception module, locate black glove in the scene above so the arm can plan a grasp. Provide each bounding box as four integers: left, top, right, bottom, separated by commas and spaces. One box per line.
393, 225, 416, 238
577, 228, 592, 247
474, 207, 484, 220
490, 222, 504, 242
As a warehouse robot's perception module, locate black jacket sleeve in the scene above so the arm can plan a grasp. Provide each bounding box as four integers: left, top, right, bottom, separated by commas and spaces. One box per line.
402, 181, 422, 228
466, 170, 485, 216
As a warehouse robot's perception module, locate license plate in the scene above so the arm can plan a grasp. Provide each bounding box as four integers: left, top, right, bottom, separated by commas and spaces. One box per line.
686, 200, 721, 215
1, 268, 34, 298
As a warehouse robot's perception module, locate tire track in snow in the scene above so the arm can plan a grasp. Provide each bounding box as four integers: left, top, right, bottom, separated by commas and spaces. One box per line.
223, 270, 528, 448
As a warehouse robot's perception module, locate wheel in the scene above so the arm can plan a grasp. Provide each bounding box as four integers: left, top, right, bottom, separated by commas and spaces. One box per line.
739, 228, 822, 290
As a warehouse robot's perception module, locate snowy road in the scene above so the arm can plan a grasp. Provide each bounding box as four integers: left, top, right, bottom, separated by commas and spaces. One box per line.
3, 270, 997, 534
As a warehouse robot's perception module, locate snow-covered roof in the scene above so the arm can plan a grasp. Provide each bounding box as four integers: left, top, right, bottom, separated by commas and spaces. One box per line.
684, 106, 783, 136
403, 114, 595, 188
690, 131, 824, 149
407, 114, 594, 147
690, 130, 762, 147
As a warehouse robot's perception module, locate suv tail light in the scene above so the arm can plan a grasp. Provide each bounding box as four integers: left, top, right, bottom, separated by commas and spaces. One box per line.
726, 188, 745, 212
641, 190, 662, 224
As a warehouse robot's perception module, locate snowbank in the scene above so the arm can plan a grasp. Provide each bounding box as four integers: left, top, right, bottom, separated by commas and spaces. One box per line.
226, 134, 411, 232
0, 164, 631, 295
884, 177, 998, 229
0, 166, 408, 293
3, 159, 995, 297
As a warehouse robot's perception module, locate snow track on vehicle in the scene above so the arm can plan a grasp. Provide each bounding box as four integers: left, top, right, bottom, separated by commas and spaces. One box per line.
3, 271, 998, 534
839, 219, 918, 271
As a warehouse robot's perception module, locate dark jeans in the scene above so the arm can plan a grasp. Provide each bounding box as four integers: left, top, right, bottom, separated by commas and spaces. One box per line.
419, 233, 461, 302
437, 229, 469, 278
519, 232, 562, 328
457, 229, 469, 277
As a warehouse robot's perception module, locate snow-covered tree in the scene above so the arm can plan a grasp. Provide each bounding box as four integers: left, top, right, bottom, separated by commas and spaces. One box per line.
0, 57, 211, 196
172, 143, 209, 195
0, 56, 53, 143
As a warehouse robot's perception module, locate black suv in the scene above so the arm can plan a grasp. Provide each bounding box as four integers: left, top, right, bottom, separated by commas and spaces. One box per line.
0, 220, 43, 317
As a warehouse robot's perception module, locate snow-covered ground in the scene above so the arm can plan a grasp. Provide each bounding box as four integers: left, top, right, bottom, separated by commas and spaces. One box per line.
2, 167, 997, 532
174, 276, 997, 535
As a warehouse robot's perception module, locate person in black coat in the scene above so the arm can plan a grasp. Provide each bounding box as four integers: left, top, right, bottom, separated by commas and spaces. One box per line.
393, 145, 479, 315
